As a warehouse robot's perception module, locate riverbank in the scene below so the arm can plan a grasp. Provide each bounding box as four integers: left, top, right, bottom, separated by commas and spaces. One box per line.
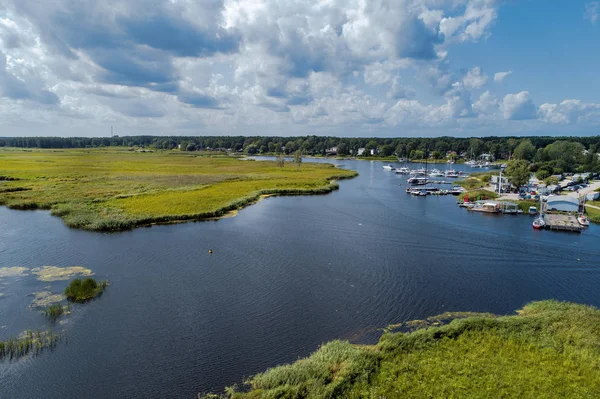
202, 300, 600, 398
0, 149, 357, 231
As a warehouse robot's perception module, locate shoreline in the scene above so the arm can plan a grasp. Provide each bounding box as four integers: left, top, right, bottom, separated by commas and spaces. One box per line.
2, 175, 357, 232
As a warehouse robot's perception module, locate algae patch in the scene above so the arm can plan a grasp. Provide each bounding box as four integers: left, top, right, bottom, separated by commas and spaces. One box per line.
31, 266, 93, 282
29, 291, 65, 308
0, 267, 29, 278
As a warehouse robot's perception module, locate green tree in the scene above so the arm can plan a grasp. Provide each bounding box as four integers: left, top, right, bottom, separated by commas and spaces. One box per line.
380, 144, 394, 157
505, 160, 530, 189
513, 140, 536, 161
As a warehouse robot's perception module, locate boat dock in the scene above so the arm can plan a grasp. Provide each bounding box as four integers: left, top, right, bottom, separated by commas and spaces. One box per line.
543, 214, 583, 233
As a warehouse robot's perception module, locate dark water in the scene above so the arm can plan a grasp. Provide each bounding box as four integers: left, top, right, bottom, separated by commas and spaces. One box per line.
1, 159, 600, 398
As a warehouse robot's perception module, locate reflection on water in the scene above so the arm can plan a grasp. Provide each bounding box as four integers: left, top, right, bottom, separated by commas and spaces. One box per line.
1, 159, 599, 398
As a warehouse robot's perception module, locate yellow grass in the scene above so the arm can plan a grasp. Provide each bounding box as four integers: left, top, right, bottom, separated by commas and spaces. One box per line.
0, 148, 357, 230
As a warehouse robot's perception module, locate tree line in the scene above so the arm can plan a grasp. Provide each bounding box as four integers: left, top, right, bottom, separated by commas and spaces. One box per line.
2, 135, 600, 160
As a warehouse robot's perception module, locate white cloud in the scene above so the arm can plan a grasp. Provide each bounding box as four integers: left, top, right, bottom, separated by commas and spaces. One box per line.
462, 66, 488, 89
0, 0, 596, 137
538, 99, 600, 124
494, 70, 512, 83
473, 91, 499, 116
502, 91, 537, 120
585, 2, 599, 24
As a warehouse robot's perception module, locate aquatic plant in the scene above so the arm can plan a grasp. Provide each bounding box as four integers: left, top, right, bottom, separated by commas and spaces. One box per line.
0, 330, 59, 361
42, 303, 69, 322
64, 278, 107, 303
199, 300, 600, 398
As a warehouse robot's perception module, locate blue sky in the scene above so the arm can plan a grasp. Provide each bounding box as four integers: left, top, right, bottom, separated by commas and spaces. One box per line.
0, 0, 598, 137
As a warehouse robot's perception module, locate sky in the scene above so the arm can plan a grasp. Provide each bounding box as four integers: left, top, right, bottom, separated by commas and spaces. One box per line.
0, 0, 599, 138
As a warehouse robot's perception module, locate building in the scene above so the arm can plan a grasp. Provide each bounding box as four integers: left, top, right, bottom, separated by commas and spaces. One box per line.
546, 197, 580, 213
491, 175, 513, 193
357, 148, 366, 156
325, 147, 338, 156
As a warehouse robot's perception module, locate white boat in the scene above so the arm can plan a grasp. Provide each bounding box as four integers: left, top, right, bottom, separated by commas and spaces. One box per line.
408, 176, 428, 185
445, 169, 459, 178
578, 214, 590, 226
528, 206, 538, 215
428, 169, 444, 177
465, 160, 477, 166
395, 167, 411, 174
382, 164, 395, 171
447, 159, 455, 164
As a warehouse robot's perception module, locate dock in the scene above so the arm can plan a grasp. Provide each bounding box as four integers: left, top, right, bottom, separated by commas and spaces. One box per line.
543, 214, 583, 233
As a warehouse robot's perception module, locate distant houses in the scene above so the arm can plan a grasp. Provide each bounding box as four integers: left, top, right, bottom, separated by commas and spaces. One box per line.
357, 148, 366, 156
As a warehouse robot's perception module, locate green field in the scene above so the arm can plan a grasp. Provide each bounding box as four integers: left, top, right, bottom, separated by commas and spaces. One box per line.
202, 301, 600, 399
0, 148, 357, 231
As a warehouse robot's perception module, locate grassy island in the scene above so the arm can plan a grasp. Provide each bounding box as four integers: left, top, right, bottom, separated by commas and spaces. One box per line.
201, 301, 600, 398
64, 278, 107, 302
0, 149, 357, 231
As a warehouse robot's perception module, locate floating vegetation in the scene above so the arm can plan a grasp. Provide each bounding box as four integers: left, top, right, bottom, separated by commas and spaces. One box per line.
29, 291, 65, 308
31, 266, 93, 282
0, 330, 59, 361
64, 278, 108, 303
0, 267, 29, 278
42, 304, 70, 322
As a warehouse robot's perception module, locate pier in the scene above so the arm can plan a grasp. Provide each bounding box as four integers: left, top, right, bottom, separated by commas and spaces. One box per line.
543, 214, 583, 233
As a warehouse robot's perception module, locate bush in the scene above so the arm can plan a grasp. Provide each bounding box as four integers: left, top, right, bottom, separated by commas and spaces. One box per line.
64, 278, 107, 302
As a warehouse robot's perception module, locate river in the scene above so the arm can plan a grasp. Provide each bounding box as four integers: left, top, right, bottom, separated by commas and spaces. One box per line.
1, 158, 600, 398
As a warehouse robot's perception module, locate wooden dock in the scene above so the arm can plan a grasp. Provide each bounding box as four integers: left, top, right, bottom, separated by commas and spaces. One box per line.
544, 214, 583, 233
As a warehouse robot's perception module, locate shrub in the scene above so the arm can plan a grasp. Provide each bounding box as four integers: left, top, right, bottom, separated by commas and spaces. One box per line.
64, 278, 107, 302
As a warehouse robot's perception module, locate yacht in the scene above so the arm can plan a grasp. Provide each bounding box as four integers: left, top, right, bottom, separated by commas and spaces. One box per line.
407, 176, 428, 185
465, 160, 477, 166
445, 169, 459, 178
395, 167, 411, 174
428, 169, 444, 177
382, 164, 395, 171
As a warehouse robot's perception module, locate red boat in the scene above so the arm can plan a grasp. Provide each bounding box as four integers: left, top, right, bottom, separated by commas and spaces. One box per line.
532, 217, 545, 229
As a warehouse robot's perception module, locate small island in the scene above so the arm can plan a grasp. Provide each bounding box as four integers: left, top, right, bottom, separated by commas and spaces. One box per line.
64, 278, 108, 303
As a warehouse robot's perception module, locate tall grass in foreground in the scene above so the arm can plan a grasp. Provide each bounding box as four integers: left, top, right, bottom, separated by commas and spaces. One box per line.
0, 330, 59, 361
199, 300, 600, 399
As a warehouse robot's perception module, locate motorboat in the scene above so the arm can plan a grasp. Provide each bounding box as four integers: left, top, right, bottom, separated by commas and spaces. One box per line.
465, 160, 477, 166
528, 206, 538, 215
445, 170, 459, 178
578, 214, 590, 227
428, 169, 444, 177
532, 217, 545, 229
407, 176, 428, 185
451, 186, 465, 195
447, 159, 455, 164
418, 189, 428, 196
395, 167, 411, 174
382, 164, 395, 171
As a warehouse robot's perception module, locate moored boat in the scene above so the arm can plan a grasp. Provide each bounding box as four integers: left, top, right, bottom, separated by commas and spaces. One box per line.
528, 206, 538, 215
382, 164, 395, 171
533, 217, 545, 229
578, 214, 590, 226
395, 167, 411, 174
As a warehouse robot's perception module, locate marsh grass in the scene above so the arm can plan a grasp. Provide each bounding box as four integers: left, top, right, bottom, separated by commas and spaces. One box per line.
0, 149, 357, 231
43, 303, 69, 322
199, 300, 600, 399
0, 330, 59, 361
458, 189, 499, 202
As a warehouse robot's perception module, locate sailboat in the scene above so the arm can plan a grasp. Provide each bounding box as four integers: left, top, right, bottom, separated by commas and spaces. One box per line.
532, 195, 545, 229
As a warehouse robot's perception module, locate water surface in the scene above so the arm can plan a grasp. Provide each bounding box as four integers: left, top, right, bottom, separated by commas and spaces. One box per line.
1, 159, 599, 398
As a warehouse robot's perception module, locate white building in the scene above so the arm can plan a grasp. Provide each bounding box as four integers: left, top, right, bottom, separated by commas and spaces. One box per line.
491, 175, 513, 192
